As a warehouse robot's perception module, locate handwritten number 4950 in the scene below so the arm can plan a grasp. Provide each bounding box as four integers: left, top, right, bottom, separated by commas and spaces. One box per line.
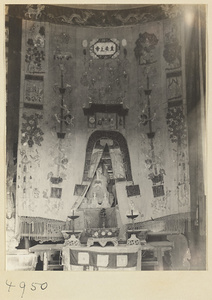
6, 280, 48, 298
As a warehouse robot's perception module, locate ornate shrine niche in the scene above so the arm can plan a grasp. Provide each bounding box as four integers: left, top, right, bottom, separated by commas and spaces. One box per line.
82, 131, 133, 182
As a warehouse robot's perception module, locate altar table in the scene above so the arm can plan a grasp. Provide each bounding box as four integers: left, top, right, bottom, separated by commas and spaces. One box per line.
29, 241, 173, 271
29, 244, 63, 271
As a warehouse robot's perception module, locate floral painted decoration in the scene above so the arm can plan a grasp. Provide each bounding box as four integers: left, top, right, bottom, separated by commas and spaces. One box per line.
21, 113, 44, 147
166, 106, 187, 145
25, 26, 45, 73
161, 4, 182, 18
134, 32, 159, 65
85, 228, 119, 238
163, 24, 181, 68
163, 42, 181, 65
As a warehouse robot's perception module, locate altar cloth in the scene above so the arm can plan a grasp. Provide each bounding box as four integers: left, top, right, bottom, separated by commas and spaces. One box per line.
62, 245, 141, 270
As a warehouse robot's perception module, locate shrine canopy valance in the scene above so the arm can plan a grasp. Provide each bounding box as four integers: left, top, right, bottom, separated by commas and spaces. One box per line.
83, 103, 128, 116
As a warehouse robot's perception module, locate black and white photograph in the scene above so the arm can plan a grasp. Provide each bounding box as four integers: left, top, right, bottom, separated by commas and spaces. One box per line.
4, 2, 207, 279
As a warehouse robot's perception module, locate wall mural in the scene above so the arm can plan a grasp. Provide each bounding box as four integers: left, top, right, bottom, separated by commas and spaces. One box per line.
133, 27, 180, 206
19, 23, 75, 221
18, 141, 68, 217
137, 72, 166, 198
15, 14, 190, 241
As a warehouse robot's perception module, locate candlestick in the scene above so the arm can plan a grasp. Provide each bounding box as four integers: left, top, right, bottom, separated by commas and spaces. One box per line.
61, 69, 64, 88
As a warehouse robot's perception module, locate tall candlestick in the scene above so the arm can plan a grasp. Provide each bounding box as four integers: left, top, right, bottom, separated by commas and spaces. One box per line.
147, 76, 149, 90
60, 67, 64, 89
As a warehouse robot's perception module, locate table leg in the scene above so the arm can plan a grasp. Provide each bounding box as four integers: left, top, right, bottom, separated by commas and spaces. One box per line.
43, 252, 48, 271
136, 248, 142, 270
155, 248, 163, 270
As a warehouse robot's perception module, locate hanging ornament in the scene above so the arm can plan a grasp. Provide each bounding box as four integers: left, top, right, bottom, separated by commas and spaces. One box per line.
82, 40, 88, 48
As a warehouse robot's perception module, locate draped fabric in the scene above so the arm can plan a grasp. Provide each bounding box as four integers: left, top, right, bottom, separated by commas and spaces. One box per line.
70, 249, 138, 269
87, 149, 103, 179
109, 147, 126, 180
18, 216, 65, 242
185, 5, 206, 235
72, 148, 105, 210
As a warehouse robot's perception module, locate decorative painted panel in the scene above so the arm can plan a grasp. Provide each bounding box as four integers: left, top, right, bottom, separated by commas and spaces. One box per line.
163, 21, 181, 70
166, 71, 182, 101
81, 44, 129, 105
51, 187, 62, 199
96, 113, 117, 130
89, 38, 120, 59
24, 74, 44, 108
25, 22, 46, 73
74, 185, 88, 196
126, 185, 140, 197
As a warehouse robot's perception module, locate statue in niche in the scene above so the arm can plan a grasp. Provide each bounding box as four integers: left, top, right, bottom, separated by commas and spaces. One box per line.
84, 162, 114, 209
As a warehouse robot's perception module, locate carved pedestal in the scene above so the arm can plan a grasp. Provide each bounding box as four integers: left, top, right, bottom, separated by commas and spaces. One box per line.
64, 234, 81, 247
127, 234, 140, 246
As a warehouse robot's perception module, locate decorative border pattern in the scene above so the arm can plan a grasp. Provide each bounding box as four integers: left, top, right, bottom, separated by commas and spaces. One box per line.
8, 5, 181, 27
